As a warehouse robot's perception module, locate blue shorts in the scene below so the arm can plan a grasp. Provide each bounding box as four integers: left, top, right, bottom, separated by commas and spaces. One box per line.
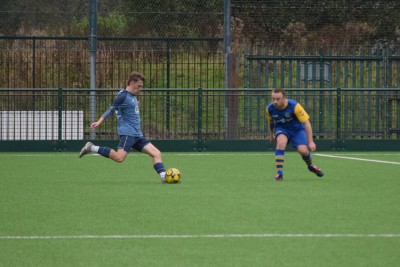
118, 136, 150, 153
275, 128, 307, 148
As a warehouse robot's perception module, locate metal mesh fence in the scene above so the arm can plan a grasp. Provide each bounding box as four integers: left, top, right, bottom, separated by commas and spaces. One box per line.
244, 49, 400, 89
231, 0, 400, 50
2, 1, 399, 47
1, 1, 400, 146
0, 0, 223, 37
0, 37, 224, 88
2, 1, 400, 89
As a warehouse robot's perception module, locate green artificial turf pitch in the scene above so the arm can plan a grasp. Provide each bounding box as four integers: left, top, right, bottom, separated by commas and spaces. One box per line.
1, 152, 399, 266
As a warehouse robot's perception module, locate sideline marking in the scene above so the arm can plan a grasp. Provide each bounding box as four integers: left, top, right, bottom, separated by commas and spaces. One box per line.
1, 233, 400, 239
315, 154, 400, 165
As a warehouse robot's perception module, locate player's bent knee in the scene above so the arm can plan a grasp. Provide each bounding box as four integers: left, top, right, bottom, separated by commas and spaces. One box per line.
297, 145, 309, 155
276, 141, 287, 150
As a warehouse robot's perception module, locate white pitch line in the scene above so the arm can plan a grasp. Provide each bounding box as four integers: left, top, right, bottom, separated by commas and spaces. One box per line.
1, 233, 400, 240
315, 154, 400, 165
176, 153, 272, 156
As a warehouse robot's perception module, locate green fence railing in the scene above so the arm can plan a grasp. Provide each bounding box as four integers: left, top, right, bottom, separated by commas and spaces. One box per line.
0, 88, 399, 151
245, 50, 400, 89
0, 36, 224, 89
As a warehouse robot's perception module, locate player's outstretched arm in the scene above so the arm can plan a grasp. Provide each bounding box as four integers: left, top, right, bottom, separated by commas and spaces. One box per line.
304, 120, 316, 151
90, 117, 105, 129
267, 120, 275, 142
265, 109, 275, 143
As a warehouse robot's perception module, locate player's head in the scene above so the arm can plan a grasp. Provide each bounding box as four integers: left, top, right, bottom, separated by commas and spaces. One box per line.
272, 88, 286, 97
271, 88, 287, 109
127, 71, 145, 85
126, 71, 145, 94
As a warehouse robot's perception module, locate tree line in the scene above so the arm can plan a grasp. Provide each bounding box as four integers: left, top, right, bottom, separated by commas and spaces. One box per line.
0, 0, 399, 47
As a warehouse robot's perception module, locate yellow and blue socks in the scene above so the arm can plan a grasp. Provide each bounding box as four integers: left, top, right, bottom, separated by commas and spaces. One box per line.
303, 153, 324, 176
275, 149, 285, 177
302, 153, 313, 167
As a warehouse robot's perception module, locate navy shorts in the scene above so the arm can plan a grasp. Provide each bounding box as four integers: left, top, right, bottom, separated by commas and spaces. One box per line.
118, 135, 150, 153
275, 127, 308, 148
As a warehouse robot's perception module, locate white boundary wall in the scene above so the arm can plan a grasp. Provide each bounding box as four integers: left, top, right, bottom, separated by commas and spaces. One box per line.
0, 111, 84, 140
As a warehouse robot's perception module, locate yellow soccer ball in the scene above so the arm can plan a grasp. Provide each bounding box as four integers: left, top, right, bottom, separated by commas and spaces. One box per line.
165, 168, 181, 184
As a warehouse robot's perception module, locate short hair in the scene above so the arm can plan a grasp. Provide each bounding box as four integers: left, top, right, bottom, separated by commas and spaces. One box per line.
272, 88, 286, 97
127, 71, 145, 85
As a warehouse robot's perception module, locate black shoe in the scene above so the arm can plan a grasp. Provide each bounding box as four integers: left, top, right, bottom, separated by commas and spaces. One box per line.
308, 165, 324, 177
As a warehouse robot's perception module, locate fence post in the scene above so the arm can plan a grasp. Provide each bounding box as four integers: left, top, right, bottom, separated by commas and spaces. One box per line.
89, 0, 97, 140
336, 87, 341, 150
58, 88, 63, 151
166, 39, 171, 132
227, 53, 239, 139
197, 87, 203, 151
32, 37, 36, 88
319, 49, 325, 134
384, 47, 390, 87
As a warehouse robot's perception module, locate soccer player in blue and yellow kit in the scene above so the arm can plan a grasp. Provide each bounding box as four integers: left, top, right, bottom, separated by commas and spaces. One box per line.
79, 71, 167, 182
266, 88, 324, 181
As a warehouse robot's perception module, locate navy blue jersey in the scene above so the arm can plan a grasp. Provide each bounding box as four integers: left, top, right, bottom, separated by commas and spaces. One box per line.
101, 89, 143, 137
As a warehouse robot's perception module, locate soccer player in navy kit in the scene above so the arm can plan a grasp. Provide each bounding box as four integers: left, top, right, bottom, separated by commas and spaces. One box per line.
266, 88, 324, 181
79, 71, 167, 182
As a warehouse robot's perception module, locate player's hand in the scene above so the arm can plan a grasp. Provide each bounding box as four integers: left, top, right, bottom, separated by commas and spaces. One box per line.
90, 118, 104, 129
90, 122, 98, 129
308, 141, 316, 152
90, 121, 102, 129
